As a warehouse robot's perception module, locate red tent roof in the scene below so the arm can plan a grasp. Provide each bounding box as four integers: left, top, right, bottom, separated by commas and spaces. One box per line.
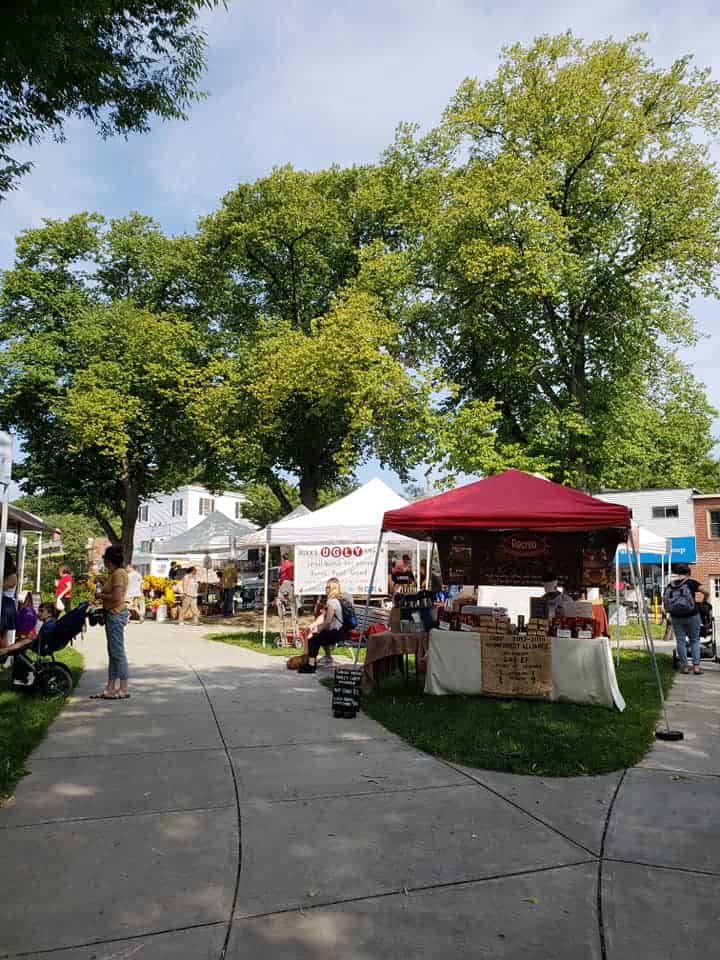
382, 470, 631, 537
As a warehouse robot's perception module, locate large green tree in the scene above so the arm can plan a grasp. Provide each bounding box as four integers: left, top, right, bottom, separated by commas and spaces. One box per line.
0, 214, 214, 560
0, 1, 224, 197
194, 165, 435, 507
386, 33, 720, 489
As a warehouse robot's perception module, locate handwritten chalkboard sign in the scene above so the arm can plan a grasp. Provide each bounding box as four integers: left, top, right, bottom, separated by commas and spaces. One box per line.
481, 633, 552, 700
332, 667, 362, 719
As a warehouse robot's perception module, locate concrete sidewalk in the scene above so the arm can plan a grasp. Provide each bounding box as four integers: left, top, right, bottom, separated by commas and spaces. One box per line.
0, 623, 718, 959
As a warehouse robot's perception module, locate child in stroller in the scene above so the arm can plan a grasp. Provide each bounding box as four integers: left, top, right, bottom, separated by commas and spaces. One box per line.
0, 601, 91, 697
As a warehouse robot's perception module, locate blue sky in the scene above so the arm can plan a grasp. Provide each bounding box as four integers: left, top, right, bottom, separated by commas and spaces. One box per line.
2, 0, 718, 494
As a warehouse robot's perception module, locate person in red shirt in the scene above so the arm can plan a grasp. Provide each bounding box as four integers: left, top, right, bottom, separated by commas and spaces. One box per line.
55, 566, 73, 613
278, 553, 294, 586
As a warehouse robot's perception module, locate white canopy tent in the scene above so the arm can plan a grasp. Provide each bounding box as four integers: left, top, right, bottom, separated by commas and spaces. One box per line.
239, 504, 311, 548
155, 511, 256, 556
256, 478, 425, 644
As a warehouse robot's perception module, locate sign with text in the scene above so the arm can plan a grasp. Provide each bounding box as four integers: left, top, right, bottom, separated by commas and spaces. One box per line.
295, 543, 388, 596
481, 633, 553, 699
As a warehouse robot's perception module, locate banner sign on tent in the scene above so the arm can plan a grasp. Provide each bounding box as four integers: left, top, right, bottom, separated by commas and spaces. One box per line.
295, 543, 388, 595
438, 530, 618, 588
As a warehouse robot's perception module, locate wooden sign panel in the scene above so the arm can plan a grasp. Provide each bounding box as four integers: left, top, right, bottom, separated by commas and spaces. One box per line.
481, 634, 553, 700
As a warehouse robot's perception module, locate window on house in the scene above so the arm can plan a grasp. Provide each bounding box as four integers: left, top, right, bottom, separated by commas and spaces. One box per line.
172, 498, 183, 518
709, 510, 720, 538
651, 505, 679, 519
199, 497, 215, 516
140, 540, 153, 553
138, 505, 149, 522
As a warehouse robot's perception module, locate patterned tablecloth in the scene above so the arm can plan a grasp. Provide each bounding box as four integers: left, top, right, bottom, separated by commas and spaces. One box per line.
361, 630, 429, 693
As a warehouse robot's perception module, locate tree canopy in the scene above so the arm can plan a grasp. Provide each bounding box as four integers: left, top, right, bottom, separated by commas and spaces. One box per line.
0, 214, 213, 560
194, 165, 435, 508
384, 32, 720, 489
0, 0, 224, 197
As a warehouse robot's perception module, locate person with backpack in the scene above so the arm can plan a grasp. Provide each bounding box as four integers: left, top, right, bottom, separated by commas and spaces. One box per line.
663, 563, 710, 675
307, 577, 355, 668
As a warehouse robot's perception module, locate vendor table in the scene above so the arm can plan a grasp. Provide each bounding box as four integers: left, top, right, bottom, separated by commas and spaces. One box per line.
362, 630, 429, 693
425, 629, 625, 710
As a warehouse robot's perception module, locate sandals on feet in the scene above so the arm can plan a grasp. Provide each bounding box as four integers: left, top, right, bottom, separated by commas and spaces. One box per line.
693, 667, 703, 675
90, 692, 130, 700
680, 666, 690, 674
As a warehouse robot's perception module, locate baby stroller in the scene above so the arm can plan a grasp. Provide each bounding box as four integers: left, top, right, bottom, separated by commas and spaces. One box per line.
0, 602, 91, 697
672, 602, 719, 669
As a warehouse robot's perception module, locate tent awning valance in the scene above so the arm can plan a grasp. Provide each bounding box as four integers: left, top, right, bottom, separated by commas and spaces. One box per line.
8, 505, 59, 535
382, 470, 631, 539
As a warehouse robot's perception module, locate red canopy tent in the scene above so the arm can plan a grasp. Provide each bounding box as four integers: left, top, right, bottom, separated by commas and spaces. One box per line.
382, 470, 630, 538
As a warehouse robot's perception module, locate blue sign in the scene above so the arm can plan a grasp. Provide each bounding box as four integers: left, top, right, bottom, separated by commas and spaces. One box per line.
670, 536, 696, 563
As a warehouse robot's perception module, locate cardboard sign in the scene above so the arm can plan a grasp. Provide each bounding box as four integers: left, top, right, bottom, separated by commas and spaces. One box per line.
295, 543, 388, 596
481, 633, 553, 699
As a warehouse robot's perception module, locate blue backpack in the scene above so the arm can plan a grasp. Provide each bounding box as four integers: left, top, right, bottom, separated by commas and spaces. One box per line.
338, 597, 358, 631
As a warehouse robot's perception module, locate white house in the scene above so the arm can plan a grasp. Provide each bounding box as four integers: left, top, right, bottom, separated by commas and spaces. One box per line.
133, 485, 249, 571
596, 488, 697, 563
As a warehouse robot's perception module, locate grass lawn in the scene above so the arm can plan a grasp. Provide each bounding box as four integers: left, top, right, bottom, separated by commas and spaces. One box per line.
0, 648, 84, 800
206, 630, 365, 663
348, 650, 673, 777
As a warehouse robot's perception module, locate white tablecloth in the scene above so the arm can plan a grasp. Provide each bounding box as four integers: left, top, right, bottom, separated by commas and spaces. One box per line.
425, 629, 625, 710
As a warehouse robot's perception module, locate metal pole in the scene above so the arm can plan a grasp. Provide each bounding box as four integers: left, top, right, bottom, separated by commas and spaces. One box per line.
628, 537, 674, 736
425, 541, 432, 589
0, 483, 10, 598
355, 529, 385, 665
17, 525, 25, 595
261, 526, 271, 647
36, 532, 43, 593
615, 548, 621, 667
415, 541, 421, 588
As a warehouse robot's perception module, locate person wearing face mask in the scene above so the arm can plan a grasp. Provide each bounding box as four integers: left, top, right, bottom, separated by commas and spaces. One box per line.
541, 572, 571, 620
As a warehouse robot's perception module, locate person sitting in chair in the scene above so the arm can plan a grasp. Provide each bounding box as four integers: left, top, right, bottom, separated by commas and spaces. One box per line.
307, 578, 345, 668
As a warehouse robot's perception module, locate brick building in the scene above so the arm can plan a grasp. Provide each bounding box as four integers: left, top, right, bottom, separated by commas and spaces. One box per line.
691, 494, 720, 619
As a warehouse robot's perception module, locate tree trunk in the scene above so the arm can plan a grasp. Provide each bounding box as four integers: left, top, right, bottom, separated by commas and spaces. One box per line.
119, 488, 140, 565
264, 473, 294, 514
299, 468, 320, 510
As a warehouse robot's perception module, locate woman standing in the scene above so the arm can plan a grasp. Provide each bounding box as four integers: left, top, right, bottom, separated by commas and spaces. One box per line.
92, 545, 130, 700
55, 565, 73, 612
179, 566, 200, 625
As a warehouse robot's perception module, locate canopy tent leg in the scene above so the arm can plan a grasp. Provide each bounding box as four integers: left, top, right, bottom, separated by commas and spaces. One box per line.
36, 532, 43, 593
627, 537, 681, 741
0, 480, 10, 598
16, 523, 25, 594
415, 542, 421, 588
425, 541, 432, 589
261, 539, 270, 648
615, 550, 621, 667
356, 529, 384, 665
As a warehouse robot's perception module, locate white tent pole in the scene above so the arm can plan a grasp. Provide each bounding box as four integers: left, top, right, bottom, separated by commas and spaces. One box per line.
615, 549, 622, 666
0, 481, 10, 598
425, 541, 432, 589
36, 532, 43, 593
17, 531, 25, 594
356, 528, 385, 665
261, 525, 271, 648
415, 541, 421, 587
